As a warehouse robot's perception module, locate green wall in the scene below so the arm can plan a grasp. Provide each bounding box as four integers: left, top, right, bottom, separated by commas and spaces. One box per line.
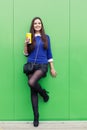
0, 0, 87, 121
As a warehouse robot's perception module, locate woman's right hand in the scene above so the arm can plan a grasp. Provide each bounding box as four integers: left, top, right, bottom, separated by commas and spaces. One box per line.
25, 38, 30, 44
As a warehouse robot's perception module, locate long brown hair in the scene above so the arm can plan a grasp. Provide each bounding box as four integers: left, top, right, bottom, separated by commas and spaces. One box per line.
27, 17, 48, 53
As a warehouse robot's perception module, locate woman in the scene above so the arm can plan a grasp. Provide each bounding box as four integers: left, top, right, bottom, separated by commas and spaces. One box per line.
23, 17, 56, 127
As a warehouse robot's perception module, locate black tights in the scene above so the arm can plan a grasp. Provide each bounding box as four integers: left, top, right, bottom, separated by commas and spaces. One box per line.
28, 70, 45, 118
30, 88, 38, 118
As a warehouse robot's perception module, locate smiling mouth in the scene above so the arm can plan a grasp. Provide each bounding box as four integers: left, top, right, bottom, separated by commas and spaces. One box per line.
36, 26, 40, 28
35, 27, 41, 29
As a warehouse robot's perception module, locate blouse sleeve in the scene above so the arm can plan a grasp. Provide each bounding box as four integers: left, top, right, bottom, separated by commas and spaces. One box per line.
47, 35, 53, 62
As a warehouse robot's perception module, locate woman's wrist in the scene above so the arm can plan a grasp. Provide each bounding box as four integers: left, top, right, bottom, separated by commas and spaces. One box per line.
24, 41, 28, 45
49, 62, 54, 69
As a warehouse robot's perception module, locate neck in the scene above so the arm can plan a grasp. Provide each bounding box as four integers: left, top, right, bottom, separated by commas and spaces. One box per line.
35, 31, 41, 34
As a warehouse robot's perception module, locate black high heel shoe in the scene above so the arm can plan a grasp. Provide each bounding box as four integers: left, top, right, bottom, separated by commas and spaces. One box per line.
42, 89, 49, 102
33, 120, 39, 127
33, 113, 39, 127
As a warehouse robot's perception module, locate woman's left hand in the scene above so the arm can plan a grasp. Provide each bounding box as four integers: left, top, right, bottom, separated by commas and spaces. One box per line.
50, 68, 57, 77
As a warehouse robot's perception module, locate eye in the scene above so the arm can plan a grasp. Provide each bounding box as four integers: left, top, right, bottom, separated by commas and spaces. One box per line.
38, 22, 41, 25
34, 22, 37, 25
34, 22, 41, 25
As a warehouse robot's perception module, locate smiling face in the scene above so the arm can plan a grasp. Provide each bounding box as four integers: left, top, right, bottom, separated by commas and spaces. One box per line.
33, 19, 42, 33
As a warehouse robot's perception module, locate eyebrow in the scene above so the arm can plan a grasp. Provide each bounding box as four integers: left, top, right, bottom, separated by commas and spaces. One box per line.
34, 21, 41, 24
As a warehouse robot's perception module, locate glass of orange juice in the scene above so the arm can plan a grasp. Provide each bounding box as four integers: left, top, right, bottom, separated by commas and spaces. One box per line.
26, 33, 32, 44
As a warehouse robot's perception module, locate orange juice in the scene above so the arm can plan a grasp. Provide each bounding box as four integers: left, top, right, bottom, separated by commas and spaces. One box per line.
26, 33, 32, 43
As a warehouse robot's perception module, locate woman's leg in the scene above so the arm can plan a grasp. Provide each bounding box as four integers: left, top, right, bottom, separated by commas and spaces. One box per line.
30, 88, 39, 127
28, 70, 49, 102
28, 74, 39, 127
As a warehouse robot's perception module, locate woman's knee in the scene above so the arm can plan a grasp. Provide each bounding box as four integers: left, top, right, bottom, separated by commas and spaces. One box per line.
28, 79, 34, 87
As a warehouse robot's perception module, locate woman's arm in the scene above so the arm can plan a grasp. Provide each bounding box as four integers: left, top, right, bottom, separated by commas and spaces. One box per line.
23, 39, 29, 56
49, 61, 57, 77
46, 35, 57, 77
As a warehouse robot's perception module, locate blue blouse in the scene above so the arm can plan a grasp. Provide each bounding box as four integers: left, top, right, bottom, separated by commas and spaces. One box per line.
27, 35, 53, 64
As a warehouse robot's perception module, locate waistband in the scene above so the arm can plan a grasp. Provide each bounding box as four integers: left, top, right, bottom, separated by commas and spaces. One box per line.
28, 62, 48, 65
